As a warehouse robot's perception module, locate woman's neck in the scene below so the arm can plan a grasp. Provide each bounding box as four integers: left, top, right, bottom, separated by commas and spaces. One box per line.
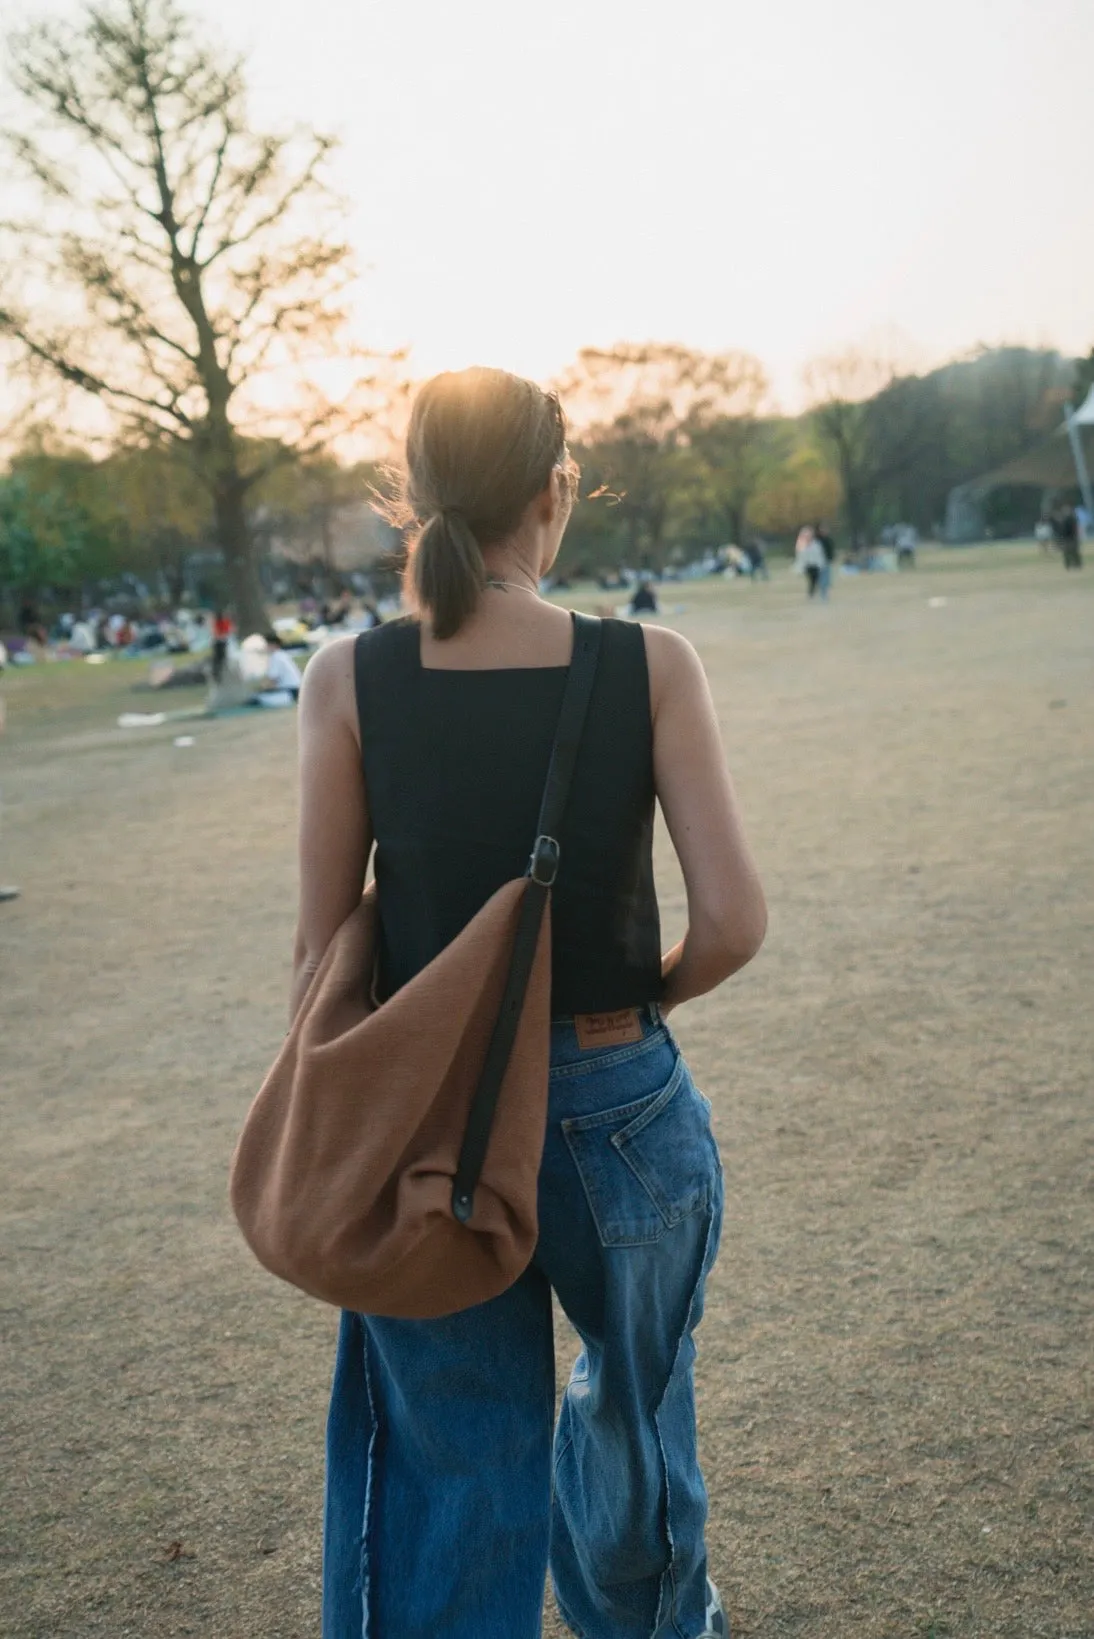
484, 575, 540, 597
481, 541, 543, 593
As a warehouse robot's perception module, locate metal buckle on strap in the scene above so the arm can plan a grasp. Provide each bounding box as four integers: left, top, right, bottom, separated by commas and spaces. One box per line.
529, 834, 560, 886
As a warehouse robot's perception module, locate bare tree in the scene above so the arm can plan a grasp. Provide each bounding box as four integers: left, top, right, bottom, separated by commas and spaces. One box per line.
803, 349, 938, 546
0, 0, 374, 632
680, 356, 771, 547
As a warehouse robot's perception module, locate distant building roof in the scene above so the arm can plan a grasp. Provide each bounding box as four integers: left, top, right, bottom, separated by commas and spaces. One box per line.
958, 418, 1094, 495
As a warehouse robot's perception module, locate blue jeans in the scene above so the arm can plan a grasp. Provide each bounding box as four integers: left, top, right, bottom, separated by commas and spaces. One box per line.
323, 1008, 725, 1639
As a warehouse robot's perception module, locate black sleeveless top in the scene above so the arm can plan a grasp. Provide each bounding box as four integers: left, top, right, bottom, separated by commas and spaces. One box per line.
353, 617, 662, 1015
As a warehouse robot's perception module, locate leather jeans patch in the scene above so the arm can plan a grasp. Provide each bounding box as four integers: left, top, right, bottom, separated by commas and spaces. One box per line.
573, 1009, 644, 1051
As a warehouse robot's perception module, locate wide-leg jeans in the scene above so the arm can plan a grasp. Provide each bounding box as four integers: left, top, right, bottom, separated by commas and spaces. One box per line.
323, 1009, 725, 1639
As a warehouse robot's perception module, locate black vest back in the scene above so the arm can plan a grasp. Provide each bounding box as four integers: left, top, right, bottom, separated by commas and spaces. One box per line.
353, 617, 662, 1016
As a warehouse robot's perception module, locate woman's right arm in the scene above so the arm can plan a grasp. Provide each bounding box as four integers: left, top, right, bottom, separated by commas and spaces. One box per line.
644, 625, 767, 1011
291, 636, 372, 1023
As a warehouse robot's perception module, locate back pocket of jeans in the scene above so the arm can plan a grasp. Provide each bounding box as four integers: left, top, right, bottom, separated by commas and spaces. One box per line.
562, 1059, 719, 1247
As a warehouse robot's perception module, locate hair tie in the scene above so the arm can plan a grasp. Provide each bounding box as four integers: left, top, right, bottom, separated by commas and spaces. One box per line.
440, 505, 465, 524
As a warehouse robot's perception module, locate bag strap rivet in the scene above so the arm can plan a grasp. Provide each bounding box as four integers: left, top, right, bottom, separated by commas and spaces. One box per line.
529, 835, 560, 887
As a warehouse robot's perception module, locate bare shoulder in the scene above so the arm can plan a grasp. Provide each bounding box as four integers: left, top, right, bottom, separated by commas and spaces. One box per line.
638, 622, 708, 717
299, 633, 358, 724
639, 621, 702, 670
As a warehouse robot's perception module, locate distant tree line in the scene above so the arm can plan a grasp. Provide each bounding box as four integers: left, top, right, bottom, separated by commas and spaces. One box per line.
556, 341, 1076, 574
1, 340, 1081, 619
0, 434, 386, 620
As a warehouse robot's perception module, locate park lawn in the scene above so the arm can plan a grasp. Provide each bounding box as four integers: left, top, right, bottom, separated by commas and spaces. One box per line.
1, 652, 206, 751
0, 540, 1048, 750
1, 537, 1091, 1637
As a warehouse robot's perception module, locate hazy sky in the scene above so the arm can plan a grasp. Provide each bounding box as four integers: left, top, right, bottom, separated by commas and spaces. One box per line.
14, 0, 1094, 407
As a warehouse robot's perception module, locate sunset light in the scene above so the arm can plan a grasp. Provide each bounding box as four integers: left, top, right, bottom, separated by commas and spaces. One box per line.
226, 0, 1094, 401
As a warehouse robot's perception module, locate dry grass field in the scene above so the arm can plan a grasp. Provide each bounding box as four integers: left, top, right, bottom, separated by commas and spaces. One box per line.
2, 545, 1091, 1638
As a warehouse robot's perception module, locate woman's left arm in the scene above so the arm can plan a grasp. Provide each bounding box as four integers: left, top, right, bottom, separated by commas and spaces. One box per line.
291, 636, 372, 1023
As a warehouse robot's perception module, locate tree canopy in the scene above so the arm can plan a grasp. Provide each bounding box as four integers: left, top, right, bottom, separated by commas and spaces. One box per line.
556, 344, 770, 568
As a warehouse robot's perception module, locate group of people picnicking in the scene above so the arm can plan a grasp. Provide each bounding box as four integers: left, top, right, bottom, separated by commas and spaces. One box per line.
4, 587, 391, 718
0, 591, 393, 905
205, 617, 305, 706
8, 586, 387, 668
206, 597, 386, 710
16, 601, 214, 660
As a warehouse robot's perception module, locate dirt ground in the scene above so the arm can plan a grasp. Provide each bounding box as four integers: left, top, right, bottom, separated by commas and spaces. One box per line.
2, 546, 1091, 1639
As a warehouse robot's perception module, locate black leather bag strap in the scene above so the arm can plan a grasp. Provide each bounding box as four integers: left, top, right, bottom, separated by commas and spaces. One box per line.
451, 612, 602, 1223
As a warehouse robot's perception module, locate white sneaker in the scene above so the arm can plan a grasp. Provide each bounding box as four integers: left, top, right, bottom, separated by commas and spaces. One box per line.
702, 1578, 729, 1637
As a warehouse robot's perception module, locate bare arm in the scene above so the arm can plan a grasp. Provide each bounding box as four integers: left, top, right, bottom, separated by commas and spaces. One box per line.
644, 625, 767, 1011
291, 635, 372, 1022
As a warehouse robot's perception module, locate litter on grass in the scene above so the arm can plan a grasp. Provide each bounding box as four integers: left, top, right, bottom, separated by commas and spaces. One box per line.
118, 712, 166, 728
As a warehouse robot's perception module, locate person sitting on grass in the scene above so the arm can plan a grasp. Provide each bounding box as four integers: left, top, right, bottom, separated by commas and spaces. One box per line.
254, 631, 303, 706
628, 577, 659, 616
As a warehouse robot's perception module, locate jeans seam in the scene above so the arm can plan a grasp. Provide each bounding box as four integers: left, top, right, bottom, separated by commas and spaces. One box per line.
561, 1059, 684, 1134
617, 1150, 713, 1239
563, 1119, 694, 1248
562, 1121, 620, 1246
611, 1060, 687, 1142
549, 1027, 671, 1081
655, 1202, 721, 1639
359, 1325, 379, 1639
563, 1062, 718, 1248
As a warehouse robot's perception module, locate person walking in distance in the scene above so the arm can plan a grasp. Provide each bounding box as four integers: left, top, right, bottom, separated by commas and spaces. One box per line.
815, 519, 837, 596
1056, 504, 1083, 570
0, 659, 19, 903
210, 608, 233, 682
745, 537, 770, 580
292, 368, 766, 1639
796, 523, 826, 599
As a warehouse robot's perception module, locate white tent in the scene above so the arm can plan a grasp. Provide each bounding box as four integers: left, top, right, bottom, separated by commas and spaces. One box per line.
1065, 387, 1094, 511
943, 385, 1094, 539
1070, 384, 1094, 425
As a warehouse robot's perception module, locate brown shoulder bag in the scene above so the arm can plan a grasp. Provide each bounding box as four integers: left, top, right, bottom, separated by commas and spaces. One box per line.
229, 613, 602, 1319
